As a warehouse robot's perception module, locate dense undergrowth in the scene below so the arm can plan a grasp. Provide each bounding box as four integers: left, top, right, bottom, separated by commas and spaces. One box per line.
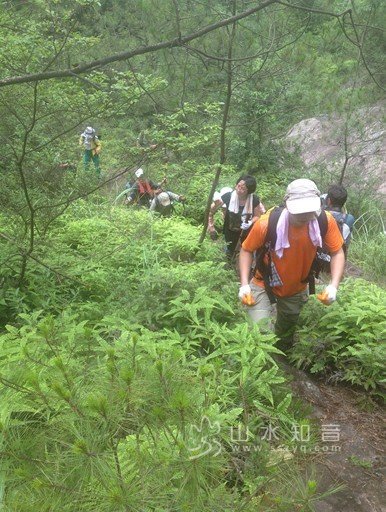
0, 202, 343, 511
1, 0, 385, 508
292, 279, 386, 395
0, 198, 385, 510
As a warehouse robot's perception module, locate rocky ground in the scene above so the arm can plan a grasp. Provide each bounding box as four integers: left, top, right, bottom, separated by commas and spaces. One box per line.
281, 361, 385, 512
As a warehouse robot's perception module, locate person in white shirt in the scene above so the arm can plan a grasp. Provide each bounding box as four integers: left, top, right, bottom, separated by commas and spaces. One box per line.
79, 126, 101, 175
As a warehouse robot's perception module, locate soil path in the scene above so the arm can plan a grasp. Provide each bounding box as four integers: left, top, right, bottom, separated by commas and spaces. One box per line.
282, 362, 385, 511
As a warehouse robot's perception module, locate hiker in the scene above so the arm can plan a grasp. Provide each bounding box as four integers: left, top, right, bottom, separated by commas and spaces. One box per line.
239, 178, 345, 348
208, 187, 233, 240
324, 184, 355, 247
208, 176, 264, 258
79, 126, 101, 175
125, 168, 162, 207
212, 187, 233, 205
150, 190, 185, 216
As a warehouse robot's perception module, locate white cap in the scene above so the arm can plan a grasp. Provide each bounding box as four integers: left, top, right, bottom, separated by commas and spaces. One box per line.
157, 192, 171, 207
220, 187, 232, 196
213, 187, 232, 202
85, 126, 94, 134
285, 179, 321, 214
135, 168, 144, 178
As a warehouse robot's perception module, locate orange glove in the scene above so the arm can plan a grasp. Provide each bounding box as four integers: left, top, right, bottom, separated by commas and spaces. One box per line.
317, 285, 337, 305
239, 285, 256, 306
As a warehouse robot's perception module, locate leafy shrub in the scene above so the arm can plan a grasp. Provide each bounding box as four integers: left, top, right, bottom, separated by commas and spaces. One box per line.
0, 197, 345, 510
0, 204, 228, 326
0, 309, 300, 511
291, 279, 386, 393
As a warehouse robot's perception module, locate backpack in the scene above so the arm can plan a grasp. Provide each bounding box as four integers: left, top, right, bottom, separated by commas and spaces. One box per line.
327, 210, 351, 246
254, 207, 328, 303
316, 209, 352, 274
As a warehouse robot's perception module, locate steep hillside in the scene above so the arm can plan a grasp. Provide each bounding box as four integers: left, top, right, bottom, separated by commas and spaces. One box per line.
285, 101, 385, 199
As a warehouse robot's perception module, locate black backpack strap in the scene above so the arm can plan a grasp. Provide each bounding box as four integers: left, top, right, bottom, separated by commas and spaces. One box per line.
254, 207, 284, 304
317, 209, 328, 239
266, 206, 284, 247
307, 209, 328, 294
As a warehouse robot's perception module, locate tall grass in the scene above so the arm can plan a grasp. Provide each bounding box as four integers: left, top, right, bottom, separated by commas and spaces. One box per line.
349, 207, 386, 284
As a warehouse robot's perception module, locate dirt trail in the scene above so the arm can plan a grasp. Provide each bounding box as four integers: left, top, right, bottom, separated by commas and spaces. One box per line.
282, 363, 385, 511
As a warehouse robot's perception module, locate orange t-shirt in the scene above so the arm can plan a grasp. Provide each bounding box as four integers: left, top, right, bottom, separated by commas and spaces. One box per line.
242, 211, 343, 297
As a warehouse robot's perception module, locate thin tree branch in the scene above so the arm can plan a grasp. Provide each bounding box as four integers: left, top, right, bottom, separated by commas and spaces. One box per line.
172, 0, 182, 41
346, 10, 385, 91
16, 82, 39, 284
43, 18, 78, 72
184, 15, 310, 66
34, 157, 147, 212
127, 61, 161, 111
276, 2, 351, 18
25, 102, 115, 154
68, 71, 108, 91
0, 0, 278, 87
199, 0, 237, 245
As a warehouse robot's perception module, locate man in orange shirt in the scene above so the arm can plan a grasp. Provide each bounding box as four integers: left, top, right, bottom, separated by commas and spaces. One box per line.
239, 179, 345, 348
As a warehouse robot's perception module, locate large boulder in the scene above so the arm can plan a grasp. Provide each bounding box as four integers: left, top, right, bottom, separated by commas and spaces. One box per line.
285, 101, 385, 198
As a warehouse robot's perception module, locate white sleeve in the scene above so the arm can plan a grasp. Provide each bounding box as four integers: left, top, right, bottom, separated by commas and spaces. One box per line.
166, 191, 180, 201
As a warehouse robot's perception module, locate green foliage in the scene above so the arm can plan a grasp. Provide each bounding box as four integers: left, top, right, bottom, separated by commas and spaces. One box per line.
0, 200, 336, 511
350, 232, 386, 283
0, 0, 384, 509
291, 279, 386, 393
0, 203, 227, 324
0, 306, 300, 510
347, 198, 386, 282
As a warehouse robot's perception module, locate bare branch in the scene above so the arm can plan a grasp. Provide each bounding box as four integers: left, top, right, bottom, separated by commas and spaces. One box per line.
276, 2, 351, 18
0, 0, 278, 87
172, 0, 182, 41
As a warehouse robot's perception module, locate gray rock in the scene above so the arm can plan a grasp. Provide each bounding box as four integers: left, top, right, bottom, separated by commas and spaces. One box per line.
285, 101, 386, 200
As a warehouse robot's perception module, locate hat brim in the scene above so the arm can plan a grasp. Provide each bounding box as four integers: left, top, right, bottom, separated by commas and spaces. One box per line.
286, 196, 321, 214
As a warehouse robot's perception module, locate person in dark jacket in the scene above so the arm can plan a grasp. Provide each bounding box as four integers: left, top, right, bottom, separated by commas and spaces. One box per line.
208, 175, 264, 258
324, 184, 355, 246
